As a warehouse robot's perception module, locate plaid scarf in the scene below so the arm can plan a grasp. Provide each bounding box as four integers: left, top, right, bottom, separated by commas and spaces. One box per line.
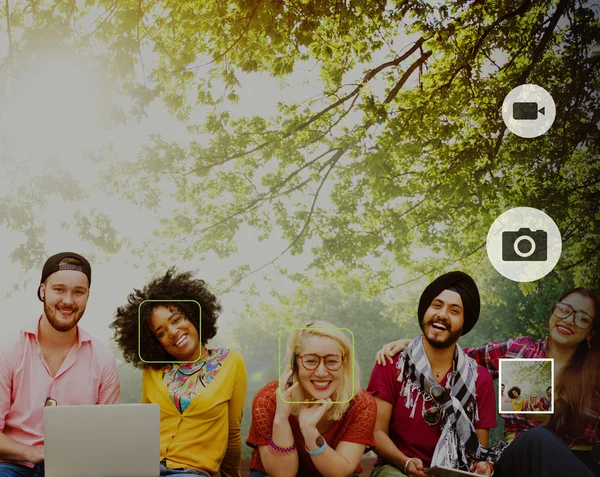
397, 337, 481, 470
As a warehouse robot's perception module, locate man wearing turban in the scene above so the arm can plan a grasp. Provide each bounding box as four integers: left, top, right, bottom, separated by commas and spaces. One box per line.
367, 271, 497, 477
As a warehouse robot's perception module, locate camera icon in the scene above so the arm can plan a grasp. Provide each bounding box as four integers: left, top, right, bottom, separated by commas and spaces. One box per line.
513, 102, 545, 120
502, 228, 548, 262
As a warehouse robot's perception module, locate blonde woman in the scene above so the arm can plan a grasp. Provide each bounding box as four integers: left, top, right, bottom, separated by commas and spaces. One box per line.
246, 321, 376, 477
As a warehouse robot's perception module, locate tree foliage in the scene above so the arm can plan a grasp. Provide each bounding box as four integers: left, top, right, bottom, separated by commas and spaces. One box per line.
96, 0, 600, 293
1, 1, 598, 291
502, 359, 552, 398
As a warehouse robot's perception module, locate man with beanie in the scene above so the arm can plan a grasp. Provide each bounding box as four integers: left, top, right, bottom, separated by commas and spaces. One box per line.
367, 271, 497, 477
0, 252, 120, 476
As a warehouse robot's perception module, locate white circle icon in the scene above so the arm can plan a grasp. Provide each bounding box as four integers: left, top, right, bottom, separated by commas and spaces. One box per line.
502, 85, 556, 138
486, 207, 562, 282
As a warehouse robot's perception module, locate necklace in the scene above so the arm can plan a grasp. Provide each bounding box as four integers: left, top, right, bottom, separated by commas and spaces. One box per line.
197, 347, 210, 362
432, 368, 446, 379
174, 348, 209, 372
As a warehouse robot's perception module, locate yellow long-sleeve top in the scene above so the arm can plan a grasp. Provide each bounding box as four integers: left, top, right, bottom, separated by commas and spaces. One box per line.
141, 349, 247, 477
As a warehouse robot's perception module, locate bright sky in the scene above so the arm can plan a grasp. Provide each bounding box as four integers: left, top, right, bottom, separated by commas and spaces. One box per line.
0, 68, 303, 344
0, 8, 419, 346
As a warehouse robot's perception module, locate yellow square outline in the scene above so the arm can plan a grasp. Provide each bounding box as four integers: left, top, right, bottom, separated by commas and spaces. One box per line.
138, 299, 202, 364
278, 327, 355, 404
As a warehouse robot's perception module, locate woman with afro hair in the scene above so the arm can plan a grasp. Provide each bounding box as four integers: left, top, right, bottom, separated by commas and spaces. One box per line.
110, 268, 247, 477
508, 386, 524, 412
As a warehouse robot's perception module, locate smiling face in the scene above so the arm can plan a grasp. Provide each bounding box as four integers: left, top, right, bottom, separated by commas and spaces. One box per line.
422, 289, 464, 349
530, 393, 538, 403
549, 292, 595, 349
39, 270, 89, 332
149, 305, 200, 361
297, 335, 344, 401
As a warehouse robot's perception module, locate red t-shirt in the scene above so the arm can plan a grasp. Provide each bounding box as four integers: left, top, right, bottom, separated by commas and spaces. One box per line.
367, 354, 497, 467
246, 380, 376, 476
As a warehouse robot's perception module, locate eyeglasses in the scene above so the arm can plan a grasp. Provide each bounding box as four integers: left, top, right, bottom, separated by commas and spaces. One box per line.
553, 302, 594, 330
298, 354, 345, 371
422, 384, 446, 426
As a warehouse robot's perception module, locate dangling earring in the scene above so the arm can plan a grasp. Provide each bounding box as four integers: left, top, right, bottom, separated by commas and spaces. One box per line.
588, 339, 592, 350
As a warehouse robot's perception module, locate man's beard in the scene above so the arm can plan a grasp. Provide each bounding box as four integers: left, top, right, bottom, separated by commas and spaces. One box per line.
422, 318, 463, 349
44, 301, 84, 332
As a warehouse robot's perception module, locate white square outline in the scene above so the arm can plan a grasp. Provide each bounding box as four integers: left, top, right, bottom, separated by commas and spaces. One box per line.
498, 358, 554, 414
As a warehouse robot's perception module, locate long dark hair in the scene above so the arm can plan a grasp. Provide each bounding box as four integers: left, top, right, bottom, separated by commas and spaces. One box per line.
546, 288, 600, 438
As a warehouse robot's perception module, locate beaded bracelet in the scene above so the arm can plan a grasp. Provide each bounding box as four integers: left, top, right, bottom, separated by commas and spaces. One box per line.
268, 437, 297, 456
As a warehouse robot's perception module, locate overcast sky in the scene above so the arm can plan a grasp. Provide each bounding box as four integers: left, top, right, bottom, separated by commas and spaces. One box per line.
0, 10, 417, 346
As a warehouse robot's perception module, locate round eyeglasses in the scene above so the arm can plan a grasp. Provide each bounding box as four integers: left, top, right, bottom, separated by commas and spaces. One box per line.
422, 385, 446, 426
553, 302, 594, 330
298, 354, 345, 371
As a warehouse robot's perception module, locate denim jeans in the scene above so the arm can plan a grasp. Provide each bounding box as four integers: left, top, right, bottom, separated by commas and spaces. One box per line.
0, 461, 210, 477
495, 427, 597, 477
370, 464, 404, 477
249, 471, 360, 477
160, 462, 210, 477
0, 463, 44, 477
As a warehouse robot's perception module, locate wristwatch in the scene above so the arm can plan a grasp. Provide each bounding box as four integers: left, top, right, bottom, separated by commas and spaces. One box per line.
306, 435, 327, 456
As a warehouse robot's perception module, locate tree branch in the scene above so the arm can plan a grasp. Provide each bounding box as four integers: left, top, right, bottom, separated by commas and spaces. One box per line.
4, 0, 12, 61
517, 0, 570, 84
383, 243, 486, 291
191, 37, 427, 170
219, 148, 346, 292
137, 0, 147, 86
175, 148, 344, 243
470, 0, 533, 59
185, 0, 262, 71
561, 242, 600, 271
384, 50, 432, 104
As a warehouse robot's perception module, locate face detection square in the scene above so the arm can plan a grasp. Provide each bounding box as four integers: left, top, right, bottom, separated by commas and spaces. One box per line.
138, 300, 202, 364
278, 326, 355, 405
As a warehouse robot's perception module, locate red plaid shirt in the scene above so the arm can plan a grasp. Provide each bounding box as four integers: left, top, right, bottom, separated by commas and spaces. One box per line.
464, 336, 600, 447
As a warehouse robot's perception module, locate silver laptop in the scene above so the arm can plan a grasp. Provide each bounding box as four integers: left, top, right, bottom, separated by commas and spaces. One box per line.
44, 404, 160, 477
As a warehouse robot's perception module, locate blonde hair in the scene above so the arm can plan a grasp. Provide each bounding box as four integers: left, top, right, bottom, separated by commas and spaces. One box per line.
285, 320, 361, 421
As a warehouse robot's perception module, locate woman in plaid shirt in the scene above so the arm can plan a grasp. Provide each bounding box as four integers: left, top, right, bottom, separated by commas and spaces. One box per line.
376, 287, 600, 476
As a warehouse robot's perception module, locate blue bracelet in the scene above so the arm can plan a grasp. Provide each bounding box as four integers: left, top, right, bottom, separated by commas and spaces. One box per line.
306, 440, 328, 456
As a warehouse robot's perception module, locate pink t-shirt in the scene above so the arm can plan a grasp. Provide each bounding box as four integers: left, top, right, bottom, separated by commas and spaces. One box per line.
0, 318, 120, 467
367, 354, 497, 468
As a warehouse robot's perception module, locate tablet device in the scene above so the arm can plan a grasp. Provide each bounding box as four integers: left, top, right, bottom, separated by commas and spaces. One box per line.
424, 465, 479, 477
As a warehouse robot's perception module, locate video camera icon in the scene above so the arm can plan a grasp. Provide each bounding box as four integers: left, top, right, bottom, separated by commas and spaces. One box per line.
502, 85, 555, 138
513, 102, 545, 121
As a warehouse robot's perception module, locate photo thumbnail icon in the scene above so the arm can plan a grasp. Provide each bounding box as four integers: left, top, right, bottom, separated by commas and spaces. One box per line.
498, 358, 554, 414
512, 102, 545, 121
502, 228, 547, 262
